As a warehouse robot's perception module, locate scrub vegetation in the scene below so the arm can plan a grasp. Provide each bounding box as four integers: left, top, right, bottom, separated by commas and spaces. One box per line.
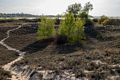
0, 2, 120, 80
37, 2, 93, 44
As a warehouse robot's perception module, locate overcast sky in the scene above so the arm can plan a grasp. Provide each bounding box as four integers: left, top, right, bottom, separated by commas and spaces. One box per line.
0, 0, 120, 16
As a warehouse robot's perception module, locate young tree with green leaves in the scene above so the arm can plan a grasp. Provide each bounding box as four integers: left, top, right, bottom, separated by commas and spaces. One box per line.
67, 3, 81, 19
83, 2, 93, 14
59, 13, 75, 37
59, 13, 85, 43
37, 17, 55, 40
67, 2, 93, 20
74, 18, 85, 42
67, 2, 93, 27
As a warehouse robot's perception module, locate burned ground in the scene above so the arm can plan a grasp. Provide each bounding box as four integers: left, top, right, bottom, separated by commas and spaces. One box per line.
0, 20, 120, 79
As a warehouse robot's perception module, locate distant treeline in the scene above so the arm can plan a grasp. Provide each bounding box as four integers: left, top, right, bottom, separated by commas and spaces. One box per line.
0, 13, 39, 18
0, 13, 64, 18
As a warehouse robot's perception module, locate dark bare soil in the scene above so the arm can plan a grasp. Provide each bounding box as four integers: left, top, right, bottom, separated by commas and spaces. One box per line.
0, 45, 17, 65
0, 68, 11, 80
0, 22, 20, 80
0, 21, 120, 79
5, 23, 37, 50
0, 22, 21, 65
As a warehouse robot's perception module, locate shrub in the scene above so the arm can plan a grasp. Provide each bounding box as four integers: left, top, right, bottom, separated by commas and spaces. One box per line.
98, 15, 109, 25
37, 17, 55, 40
102, 19, 110, 26
59, 13, 85, 44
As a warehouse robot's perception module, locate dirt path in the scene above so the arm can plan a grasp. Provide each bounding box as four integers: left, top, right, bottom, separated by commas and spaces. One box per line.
0, 24, 27, 80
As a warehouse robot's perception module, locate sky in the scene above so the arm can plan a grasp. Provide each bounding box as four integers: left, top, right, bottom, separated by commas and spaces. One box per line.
0, 0, 120, 16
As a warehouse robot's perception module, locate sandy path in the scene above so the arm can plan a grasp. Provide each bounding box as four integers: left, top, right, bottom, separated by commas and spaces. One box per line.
0, 24, 27, 80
